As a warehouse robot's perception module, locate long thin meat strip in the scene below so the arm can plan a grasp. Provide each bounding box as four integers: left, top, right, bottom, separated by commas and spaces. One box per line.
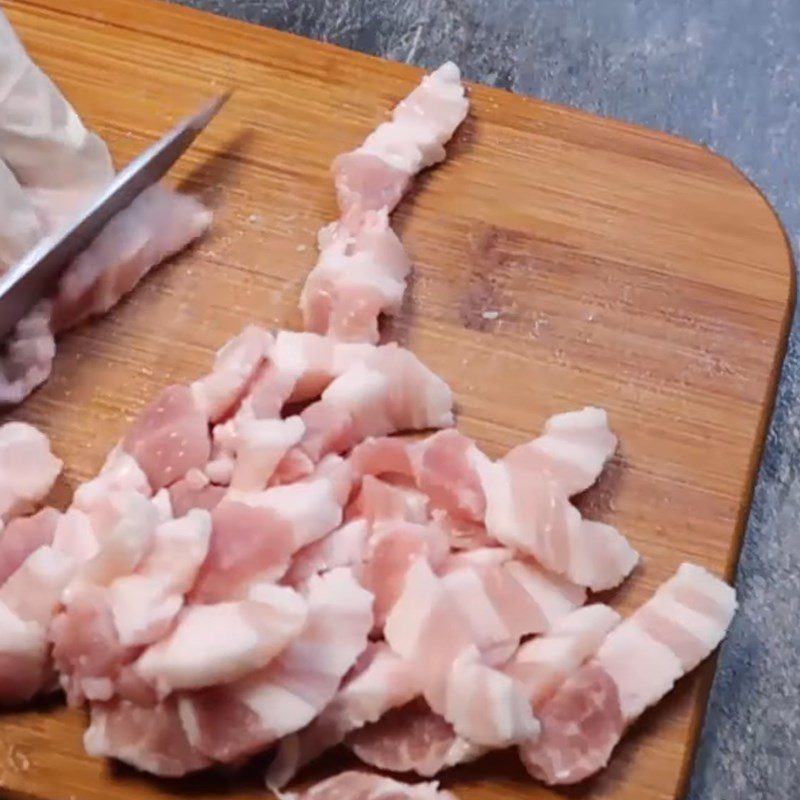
267, 641, 419, 788
291, 771, 457, 800
384, 558, 538, 747
0, 422, 62, 523
178, 567, 372, 764
332, 62, 469, 215
476, 408, 637, 591
301, 64, 468, 342
348, 698, 485, 778
520, 563, 737, 784
49, 184, 211, 333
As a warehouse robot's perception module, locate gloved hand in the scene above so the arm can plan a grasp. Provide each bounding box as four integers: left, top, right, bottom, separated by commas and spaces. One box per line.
0, 11, 212, 403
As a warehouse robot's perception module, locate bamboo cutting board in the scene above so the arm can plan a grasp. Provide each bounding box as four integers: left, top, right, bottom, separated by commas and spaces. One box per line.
0, 0, 793, 799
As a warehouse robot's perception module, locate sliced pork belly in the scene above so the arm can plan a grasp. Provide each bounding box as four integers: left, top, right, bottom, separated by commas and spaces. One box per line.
0, 507, 60, 585
504, 604, 621, 704
179, 567, 372, 763
444, 644, 539, 747
350, 430, 488, 525
49, 184, 211, 333
0, 422, 62, 522
51, 494, 162, 705
74, 447, 152, 511
294, 771, 456, 800
108, 509, 212, 647
298, 345, 454, 462
360, 520, 449, 630
300, 208, 410, 343
348, 698, 485, 778
84, 696, 211, 777
384, 558, 537, 747
349, 476, 429, 525
283, 518, 370, 588
476, 407, 635, 591
227, 454, 352, 554
267, 641, 418, 787
230, 416, 306, 491
520, 563, 736, 784
122, 385, 211, 491
191, 501, 297, 603
504, 407, 618, 497
0, 545, 75, 705
134, 583, 307, 695
477, 459, 637, 592
439, 548, 585, 665
269, 330, 374, 404
333, 62, 469, 215
189, 325, 273, 423
168, 469, 225, 517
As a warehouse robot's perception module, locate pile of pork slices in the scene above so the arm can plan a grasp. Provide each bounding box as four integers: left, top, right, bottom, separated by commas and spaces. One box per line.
0, 62, 736, 800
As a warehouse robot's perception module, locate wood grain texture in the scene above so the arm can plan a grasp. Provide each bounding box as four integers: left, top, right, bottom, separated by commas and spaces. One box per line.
0, 0, 793, 799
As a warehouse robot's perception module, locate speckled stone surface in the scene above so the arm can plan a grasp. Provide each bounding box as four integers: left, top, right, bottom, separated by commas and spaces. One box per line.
175, 2, 799, 796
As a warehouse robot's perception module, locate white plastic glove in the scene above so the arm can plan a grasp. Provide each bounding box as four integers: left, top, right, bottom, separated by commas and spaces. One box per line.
0, 11, 212, 403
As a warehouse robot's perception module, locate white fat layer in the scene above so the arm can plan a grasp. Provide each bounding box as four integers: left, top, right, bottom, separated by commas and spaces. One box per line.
504, 560, 585, 625
596, 622, 683, 721
383, 558, 436, 660
0, 599, 43, 654
322, 365, 389, 407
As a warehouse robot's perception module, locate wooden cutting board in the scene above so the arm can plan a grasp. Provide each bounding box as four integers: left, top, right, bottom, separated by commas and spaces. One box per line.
0, 0, 793, 799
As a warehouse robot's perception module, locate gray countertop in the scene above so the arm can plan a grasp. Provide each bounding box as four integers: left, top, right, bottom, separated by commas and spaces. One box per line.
176, 1, 798, 796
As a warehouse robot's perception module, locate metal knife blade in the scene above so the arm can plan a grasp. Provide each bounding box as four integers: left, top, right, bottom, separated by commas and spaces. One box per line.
0, 91, 230, 340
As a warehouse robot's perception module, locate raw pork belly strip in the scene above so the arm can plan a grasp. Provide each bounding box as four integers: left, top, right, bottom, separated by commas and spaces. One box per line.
333, 62, 470, 215
267, 641, 418, 787
301, 63, 469, 343
291, 770, 457, 800
520, 563, 737, 784
475, 407, 639, 591
0, 12, 211, 404
0, 422, 62, 523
